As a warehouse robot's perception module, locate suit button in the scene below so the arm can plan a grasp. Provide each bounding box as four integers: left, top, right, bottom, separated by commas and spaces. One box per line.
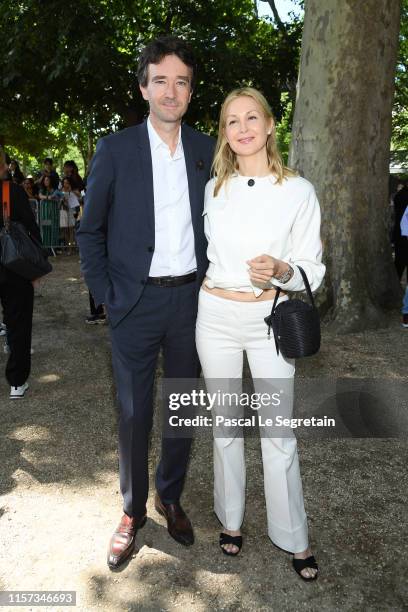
148, 246, 154, 252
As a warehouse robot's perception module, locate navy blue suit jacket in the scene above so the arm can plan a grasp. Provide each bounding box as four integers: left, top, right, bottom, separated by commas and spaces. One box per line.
77, 120, 215, 328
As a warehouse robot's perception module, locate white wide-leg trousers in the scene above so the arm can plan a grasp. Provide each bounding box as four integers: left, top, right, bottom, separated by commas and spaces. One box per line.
196, 289, 309, 553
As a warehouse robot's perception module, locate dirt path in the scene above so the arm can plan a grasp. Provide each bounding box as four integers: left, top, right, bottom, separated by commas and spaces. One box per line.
0, 255, 407, 611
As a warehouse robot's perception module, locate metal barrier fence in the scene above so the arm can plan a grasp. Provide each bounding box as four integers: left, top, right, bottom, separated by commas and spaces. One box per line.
30, 199, 79, 254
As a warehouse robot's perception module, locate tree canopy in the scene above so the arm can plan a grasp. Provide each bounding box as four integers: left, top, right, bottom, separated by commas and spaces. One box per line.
1, 0, 405, 177
0, 0, 302, 170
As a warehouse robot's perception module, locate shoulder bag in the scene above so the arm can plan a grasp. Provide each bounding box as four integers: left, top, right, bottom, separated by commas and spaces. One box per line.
1, 181, 52, 280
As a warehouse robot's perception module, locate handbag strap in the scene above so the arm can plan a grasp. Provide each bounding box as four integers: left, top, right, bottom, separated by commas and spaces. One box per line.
2, 180, 11, 224
271, 285, 281, 314
297, 265, 316, 307
271, 265, 315, 316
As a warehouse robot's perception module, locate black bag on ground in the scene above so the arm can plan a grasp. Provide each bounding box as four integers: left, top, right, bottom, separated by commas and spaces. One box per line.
264, 265, 320, 359
1, 181, 52, 280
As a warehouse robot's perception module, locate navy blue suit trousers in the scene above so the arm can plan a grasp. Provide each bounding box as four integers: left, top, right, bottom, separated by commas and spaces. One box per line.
110, 281, 200, 517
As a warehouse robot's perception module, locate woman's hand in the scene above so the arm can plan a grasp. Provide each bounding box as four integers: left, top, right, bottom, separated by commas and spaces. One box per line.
246, 254, 291, 284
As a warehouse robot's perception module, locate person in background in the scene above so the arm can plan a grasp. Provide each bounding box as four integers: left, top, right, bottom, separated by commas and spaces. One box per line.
71, 161, 85, 193
23, 177, 38, 199
402, 287, 408, 328
61, 160, 72, 178
3, 153, 12, 180
38, 174, 62, 249
61, 160, 85, 192
9, 159, 25, 185
85, 293, 106, 324
38, 174, 60, 198
393, 181, 408, 283
0, 145, 43, 399
35, 157, 60, 185
23, 177, 40, 224
400, 201, 408, 328
60, 176, 80, 250
75, 172, 102, 324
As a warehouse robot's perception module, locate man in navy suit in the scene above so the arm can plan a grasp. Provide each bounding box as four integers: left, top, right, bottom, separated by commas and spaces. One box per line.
77, 37, 214, 568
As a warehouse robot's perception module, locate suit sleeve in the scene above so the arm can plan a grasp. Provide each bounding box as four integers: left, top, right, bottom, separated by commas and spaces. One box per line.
76, 138, 114, 306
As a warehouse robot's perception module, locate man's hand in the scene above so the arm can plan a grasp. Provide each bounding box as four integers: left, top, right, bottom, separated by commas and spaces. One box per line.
246, 254, 290, 284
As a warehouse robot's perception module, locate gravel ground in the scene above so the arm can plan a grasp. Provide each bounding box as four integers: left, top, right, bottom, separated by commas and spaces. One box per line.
0, 255, 407, 612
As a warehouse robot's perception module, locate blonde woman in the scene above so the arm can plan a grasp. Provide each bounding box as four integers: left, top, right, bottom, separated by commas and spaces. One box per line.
195, 87, 325, 580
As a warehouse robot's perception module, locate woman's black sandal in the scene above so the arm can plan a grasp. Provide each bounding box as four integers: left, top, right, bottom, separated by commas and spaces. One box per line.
292, 555, 319, 581
219, 532, 243, 556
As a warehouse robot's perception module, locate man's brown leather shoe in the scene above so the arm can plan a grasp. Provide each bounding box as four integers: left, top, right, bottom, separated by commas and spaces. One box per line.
154, 493, 194, 546
107, 513, 147, 569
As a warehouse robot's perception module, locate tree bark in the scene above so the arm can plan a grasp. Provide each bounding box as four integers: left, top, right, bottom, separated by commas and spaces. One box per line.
86, 129, 94, 173
289, 0, 402, 332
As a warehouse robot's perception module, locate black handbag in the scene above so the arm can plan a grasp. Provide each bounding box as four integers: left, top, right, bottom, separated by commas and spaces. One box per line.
264, 265, 320, 358
1, 181, 52, 281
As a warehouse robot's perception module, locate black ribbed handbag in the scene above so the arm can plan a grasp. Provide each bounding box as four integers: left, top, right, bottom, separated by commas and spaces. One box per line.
1, 181, 52, 281
264, 266, 320, 358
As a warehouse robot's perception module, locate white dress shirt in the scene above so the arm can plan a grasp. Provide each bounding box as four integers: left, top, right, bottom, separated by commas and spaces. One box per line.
203, 174, 325, 296
147, 117, 196, 277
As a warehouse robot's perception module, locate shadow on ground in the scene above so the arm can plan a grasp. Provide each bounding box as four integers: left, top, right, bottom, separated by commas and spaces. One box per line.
0, 258, 117, 496
0, 256, 407, 610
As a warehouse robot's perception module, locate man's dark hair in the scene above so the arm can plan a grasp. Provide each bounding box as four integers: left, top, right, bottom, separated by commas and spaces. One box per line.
137, 36, 196, 90
44, 157, 53, 165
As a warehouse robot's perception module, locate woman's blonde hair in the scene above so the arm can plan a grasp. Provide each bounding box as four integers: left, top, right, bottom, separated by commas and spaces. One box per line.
212, 87, 296, 196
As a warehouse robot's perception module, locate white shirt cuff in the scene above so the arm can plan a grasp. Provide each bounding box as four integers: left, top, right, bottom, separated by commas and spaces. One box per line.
271, 264, 302, 292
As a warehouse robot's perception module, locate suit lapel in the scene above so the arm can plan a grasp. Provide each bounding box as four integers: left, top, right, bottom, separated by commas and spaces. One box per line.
181, 124, 200, 228
136, 120, 155, 236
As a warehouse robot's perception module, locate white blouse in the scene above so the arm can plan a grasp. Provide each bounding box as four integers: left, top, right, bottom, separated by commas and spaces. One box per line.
203, 174, 325, 296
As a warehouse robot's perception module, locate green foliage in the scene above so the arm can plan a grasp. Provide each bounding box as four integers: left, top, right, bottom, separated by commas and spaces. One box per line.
0, 0, 302, 162
1, 0, 404, 168
275, 93, 293, 164
0, 0, 405, 167
392, 0, 408, 154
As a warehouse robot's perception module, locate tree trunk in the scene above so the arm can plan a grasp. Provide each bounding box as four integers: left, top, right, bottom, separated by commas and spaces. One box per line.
86, 129, 94, 174
79, 149, 87, 176
289, 0, 402, 332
